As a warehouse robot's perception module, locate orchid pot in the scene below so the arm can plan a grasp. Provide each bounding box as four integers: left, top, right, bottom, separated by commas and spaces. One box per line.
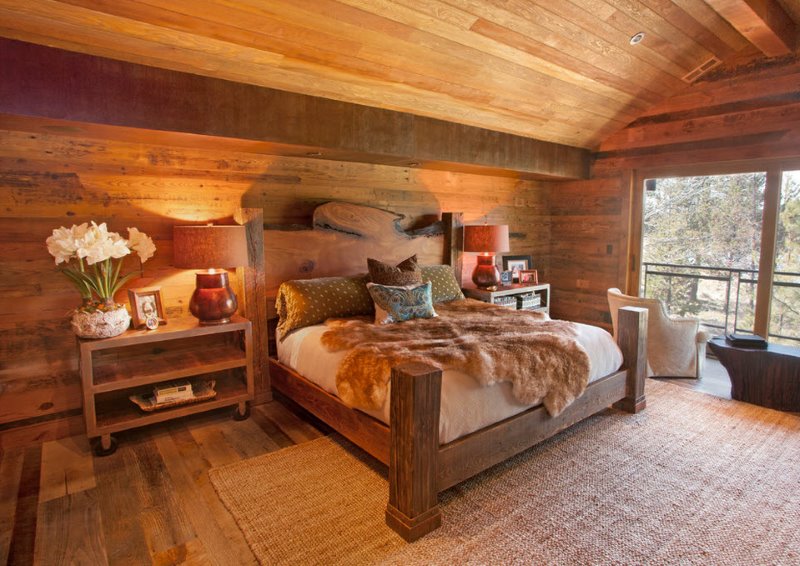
46, 222, 156, 339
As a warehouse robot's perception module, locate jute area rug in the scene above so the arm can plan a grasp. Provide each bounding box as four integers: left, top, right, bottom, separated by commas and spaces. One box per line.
209, 380, 800, 565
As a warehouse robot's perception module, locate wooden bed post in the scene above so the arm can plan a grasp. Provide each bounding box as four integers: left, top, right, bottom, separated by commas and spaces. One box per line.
235, 207, 270, 403
442, 212, 463, 282
385, 362, 443, 542
613, 306, 648, 413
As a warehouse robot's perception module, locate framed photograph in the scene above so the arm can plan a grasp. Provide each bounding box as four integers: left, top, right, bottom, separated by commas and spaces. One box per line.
502, 255, 533, 281
500, 270, 513, 285
518, 269, 539, 285
128, 287, 167, 330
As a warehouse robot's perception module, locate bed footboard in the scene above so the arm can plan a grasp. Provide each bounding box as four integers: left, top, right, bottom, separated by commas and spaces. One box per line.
384, 306, 648, 542
385, 362, 443, 542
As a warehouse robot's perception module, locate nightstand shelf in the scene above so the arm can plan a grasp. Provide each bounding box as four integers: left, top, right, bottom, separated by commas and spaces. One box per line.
94, 375, 251, 434
91, 343, 248, 393
79, 315, 254, 456
462, 283, 550, 314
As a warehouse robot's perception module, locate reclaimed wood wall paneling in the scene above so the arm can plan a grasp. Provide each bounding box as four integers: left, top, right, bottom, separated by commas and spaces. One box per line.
0, 127, 549, 447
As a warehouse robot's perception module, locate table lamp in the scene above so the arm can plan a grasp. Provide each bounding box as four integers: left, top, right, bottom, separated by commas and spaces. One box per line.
172, 225, 248, 325
463, 224, 510, 290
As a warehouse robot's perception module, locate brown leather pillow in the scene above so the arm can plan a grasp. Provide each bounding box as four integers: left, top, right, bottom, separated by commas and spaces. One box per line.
367, 254, 422, 286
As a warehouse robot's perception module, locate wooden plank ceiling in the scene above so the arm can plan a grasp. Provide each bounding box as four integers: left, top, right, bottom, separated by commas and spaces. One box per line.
0, 0, 797, 150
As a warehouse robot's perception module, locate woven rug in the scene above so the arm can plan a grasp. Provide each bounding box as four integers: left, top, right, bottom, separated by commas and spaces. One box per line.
209, 380, 800, 565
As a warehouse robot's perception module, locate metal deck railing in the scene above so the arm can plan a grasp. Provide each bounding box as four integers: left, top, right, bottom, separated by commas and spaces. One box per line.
642, 262, 800, 343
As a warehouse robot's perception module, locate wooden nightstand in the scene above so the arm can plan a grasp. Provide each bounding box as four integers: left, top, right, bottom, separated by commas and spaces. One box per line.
78, 315, 254, 456
462, 283, 550, 314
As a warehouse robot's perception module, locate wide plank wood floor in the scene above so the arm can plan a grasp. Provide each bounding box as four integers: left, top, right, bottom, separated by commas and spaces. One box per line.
0, 401, 327, 566
0, 361, 753, 565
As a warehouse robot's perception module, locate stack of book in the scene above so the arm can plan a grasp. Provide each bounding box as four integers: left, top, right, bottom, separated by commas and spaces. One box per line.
726, 333, 768, 349
154, 381, 194, 404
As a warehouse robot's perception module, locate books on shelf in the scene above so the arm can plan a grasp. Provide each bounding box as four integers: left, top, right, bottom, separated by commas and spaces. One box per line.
154, 380, 194, 404
726, 333, 768, 349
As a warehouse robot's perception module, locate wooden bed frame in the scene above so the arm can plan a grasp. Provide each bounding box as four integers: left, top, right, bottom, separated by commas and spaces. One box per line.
265, 203, 648, 541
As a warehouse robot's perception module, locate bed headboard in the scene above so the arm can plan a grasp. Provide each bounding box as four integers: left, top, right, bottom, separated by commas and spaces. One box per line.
264, 202, 463, 318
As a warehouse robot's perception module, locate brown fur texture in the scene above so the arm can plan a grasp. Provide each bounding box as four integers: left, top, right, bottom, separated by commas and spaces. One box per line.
321, 299, 590, 416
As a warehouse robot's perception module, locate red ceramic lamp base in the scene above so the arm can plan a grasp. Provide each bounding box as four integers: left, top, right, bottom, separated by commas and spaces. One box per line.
471, 254, 501, 290
189, 270, 238, 325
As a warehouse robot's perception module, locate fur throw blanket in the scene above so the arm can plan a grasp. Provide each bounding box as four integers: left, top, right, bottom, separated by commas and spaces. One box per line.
320, 299, 590, 417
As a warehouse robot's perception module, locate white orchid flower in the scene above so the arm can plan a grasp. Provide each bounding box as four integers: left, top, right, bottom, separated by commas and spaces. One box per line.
46, 221, 156, 306
127, 227, 156, 263
46, 226, 79, 264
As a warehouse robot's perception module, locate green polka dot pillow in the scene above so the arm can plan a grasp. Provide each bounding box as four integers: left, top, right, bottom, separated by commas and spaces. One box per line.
276, 275, 373, 339
420, 265, 465, 303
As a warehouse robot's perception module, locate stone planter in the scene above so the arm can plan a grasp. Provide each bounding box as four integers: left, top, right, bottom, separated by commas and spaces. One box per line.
71, 306, 131, 339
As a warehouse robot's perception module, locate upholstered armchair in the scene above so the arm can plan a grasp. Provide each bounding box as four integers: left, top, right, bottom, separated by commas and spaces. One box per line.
607, 288, 711, 378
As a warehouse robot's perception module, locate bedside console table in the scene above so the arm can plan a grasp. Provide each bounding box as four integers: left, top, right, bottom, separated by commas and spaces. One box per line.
462, 283, 550, 314
78, 315, 254, 456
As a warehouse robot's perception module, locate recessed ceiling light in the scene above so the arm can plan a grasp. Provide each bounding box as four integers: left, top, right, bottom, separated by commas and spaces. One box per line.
629, 32, 645, 45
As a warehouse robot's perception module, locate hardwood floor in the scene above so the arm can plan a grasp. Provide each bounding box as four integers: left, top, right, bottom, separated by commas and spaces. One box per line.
0, 361, 742, 565
0, 402, 327, 566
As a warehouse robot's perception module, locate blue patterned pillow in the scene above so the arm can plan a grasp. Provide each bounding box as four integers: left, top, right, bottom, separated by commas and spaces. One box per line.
367, 281, 437, 324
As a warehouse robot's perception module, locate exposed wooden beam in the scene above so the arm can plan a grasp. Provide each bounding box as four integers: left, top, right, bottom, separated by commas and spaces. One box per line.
707, 0, 796, 56
0, 38, 589, 180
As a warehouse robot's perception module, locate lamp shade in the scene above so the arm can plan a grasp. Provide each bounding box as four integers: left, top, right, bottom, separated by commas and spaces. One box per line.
463, 225, 510, 253
172, 225, 248, 268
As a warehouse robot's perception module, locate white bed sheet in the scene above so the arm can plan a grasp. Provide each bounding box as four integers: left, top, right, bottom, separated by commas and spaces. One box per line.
277, 321, 623, 444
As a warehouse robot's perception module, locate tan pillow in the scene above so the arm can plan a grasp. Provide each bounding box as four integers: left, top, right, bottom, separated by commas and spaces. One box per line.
367, 254, 422, 286
420, 264, 465, 303
276, 275, 373, 339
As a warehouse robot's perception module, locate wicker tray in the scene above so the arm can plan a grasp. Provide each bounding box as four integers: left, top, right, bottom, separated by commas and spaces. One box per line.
130, 380, 216, 412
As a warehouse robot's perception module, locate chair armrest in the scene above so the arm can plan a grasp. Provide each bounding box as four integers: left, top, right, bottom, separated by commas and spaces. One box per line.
696, 327, 713, 344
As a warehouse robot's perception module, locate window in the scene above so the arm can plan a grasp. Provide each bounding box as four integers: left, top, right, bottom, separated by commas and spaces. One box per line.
635, 165, 799, 344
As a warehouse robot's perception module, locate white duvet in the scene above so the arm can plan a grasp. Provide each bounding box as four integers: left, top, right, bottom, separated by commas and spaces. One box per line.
277, 320, 623, 444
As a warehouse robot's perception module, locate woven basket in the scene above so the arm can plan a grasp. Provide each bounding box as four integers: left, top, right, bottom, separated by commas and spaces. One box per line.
129, 380, 216, 412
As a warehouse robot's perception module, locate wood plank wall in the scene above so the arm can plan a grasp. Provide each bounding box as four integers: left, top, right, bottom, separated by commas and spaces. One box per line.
546, 176, 628, 329
0, 126, 548, 448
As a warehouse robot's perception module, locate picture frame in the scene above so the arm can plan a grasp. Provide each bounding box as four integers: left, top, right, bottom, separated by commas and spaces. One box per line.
518, 269, 539, 285
499, 270, 513, 285
502, 255, 533, 282
128, 287, 167, 329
